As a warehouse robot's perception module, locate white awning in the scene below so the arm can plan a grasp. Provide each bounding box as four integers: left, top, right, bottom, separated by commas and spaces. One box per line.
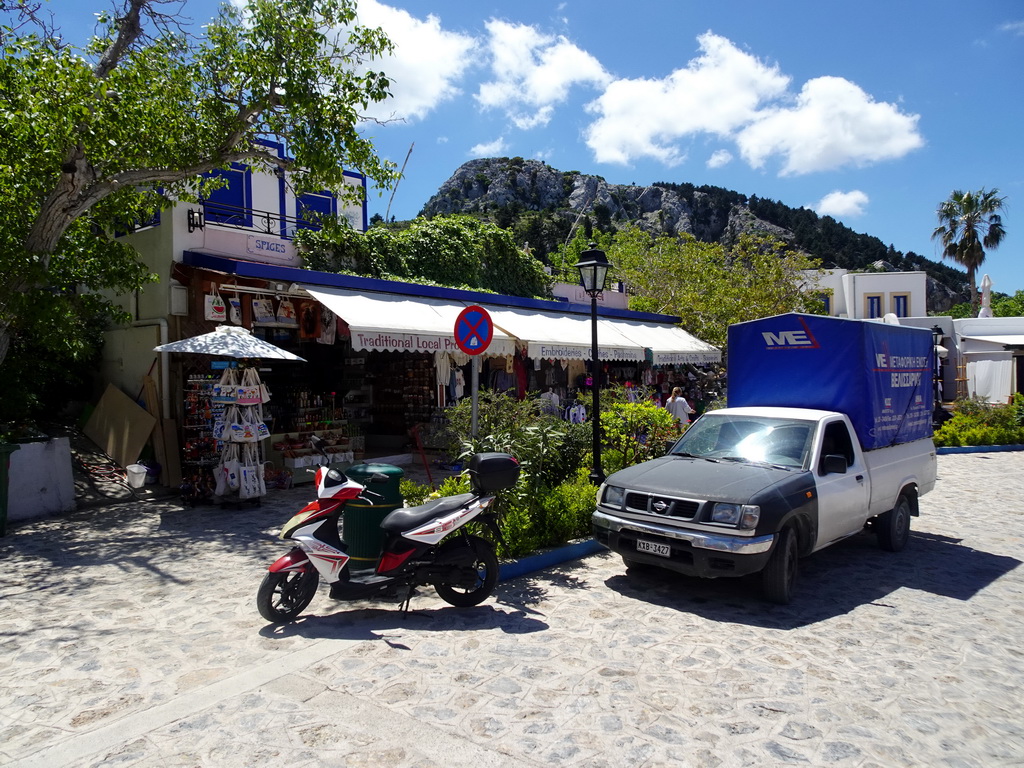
961, 334, 1024, 347
608, 319, 721, 364
477, 304, 645, 361
301, 285, 516, 356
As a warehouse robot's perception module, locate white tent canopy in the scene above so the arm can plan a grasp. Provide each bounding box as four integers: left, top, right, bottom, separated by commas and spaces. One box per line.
301, 285, 720, 363
301, 285, 516, 357
608, 319, 721, 364
478, 304, 645, 361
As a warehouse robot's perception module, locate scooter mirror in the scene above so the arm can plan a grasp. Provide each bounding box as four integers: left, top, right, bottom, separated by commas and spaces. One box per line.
369, 472, 390, 484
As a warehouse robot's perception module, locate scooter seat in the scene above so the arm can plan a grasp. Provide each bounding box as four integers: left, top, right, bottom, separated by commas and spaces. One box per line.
380, 493, 477, 532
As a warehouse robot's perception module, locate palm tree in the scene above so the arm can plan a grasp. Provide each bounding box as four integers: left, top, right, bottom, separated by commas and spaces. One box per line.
932, 188, 1007, 309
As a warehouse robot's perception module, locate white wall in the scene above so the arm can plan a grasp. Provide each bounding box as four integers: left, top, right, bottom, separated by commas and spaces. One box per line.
7, 438, 76, 521
841, 271, 926, 319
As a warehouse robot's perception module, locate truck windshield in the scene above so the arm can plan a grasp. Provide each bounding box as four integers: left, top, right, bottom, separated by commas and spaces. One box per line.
669, 414, 813, 469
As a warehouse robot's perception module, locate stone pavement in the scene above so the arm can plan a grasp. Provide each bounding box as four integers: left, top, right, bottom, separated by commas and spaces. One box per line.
1, 452, 1023, 767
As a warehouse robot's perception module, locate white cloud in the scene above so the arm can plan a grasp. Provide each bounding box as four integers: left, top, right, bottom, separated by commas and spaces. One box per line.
355, 1, 477, 122
582, 32, 923, 175
707, 149, 733, 169
469, 137, 508, 157
476, 20, 611, 129
813, 189, 870, 217
1000, 20, 1024, 36
736, 76, 923, 175
584, 32, 790, 165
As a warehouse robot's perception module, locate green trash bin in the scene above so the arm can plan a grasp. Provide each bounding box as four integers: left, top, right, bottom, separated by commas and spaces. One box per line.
343, 463, 405, 569
0, 443, 22, 537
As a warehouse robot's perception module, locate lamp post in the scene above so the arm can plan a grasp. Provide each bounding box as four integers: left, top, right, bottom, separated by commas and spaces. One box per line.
575, 244, 611, 485
931, 325, 945, 426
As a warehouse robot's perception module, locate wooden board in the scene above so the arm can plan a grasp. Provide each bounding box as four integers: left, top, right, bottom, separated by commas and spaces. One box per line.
83, 384, 156, 470
141, 376, 168, 485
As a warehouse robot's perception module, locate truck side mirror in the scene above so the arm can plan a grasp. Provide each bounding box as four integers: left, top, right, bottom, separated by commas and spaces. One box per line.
820, 454, 848, 475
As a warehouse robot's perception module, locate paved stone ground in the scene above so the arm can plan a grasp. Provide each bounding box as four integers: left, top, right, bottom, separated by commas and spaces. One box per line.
1, 452, 1023, 767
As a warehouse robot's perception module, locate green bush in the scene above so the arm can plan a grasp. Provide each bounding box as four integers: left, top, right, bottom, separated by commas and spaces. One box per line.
933, 395, 1024, 447
599, 399, 682, 474
424, 387, 683, 558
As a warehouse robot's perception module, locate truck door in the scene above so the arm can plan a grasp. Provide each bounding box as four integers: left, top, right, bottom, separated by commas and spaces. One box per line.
811, 419, 870, 550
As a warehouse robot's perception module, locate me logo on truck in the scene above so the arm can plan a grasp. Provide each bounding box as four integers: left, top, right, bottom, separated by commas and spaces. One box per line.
760, 318, 820, 349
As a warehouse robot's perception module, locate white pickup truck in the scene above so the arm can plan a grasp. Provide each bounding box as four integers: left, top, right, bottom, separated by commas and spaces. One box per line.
592, 406, 936, 603
592, 313, 939, 604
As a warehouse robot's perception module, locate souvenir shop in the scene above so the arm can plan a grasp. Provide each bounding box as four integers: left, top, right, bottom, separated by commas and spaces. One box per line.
168, 253, 721, 491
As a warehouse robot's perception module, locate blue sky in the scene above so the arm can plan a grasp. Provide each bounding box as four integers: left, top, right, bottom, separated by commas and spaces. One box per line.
53, 1, 1024, 296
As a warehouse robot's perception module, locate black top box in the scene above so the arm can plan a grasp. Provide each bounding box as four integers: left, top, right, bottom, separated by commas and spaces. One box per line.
467, 452, 520, 493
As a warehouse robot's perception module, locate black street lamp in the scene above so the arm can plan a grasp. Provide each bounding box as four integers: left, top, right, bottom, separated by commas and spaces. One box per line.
575, 243, 611, 485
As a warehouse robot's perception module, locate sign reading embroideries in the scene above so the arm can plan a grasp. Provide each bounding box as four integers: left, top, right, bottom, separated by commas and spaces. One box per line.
454, 305, 493, 356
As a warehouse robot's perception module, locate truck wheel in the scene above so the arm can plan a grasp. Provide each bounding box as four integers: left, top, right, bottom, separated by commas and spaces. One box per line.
762, 527, 797, 605
877, 493, 912, 552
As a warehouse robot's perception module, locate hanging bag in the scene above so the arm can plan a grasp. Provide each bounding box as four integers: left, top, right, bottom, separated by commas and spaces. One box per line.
211, 405, 231, 441
230, 406, 258, 443
204, 292, 227, 322
251, 298, 275, 324
212, 367, 239, 404
220, 443, 241, 493
236, 368, 262, 405
239, 444, 265, 499
275, 298, 298, 326
255, 404, 271, 440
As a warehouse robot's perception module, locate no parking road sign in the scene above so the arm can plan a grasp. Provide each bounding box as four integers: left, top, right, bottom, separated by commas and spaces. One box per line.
454, 305, 493, 355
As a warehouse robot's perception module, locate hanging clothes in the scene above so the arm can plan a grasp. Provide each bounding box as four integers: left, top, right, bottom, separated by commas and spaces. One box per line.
317, 306, 336, 345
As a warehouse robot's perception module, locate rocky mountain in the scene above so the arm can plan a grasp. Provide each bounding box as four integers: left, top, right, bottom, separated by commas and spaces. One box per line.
419, 157, 967, 311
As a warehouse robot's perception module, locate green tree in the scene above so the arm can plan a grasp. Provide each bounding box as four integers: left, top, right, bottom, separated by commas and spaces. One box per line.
608, 227, 824, 349
932, 188, 1007, 310
0, 0, 398, 370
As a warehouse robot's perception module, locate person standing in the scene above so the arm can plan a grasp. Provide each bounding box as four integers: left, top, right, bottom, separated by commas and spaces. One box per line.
665, 386, 693, 425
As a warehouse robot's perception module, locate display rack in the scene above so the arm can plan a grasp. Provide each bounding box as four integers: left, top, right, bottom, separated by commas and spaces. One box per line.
180, 374, 226, 504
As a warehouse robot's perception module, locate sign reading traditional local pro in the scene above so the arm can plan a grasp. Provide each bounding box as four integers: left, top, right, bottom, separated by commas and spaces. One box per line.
454, 305, 493, 356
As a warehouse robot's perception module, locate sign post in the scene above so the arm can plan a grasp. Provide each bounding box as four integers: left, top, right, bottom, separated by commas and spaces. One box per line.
454, 306, 493, 439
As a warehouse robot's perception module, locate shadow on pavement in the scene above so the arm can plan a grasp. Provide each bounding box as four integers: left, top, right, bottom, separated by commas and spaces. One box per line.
257, 602, 549, 641
600, 529, 1021, 629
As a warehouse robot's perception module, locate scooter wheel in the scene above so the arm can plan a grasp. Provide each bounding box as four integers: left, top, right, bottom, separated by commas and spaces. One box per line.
257, 567, 319, 622
435, 536, 498, 607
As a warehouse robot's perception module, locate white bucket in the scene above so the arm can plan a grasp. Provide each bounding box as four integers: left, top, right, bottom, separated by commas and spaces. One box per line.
125, 464, 148, 489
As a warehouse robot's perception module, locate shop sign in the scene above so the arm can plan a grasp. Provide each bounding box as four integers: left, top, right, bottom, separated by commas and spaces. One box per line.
653, 351, 722, 365
351, 331, 467, 354
527, 342, 645, 362
246, 234, 296, 264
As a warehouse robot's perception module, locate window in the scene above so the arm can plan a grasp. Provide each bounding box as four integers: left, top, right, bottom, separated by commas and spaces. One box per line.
865, 294, 883, 318
202, 164, 253, 227
296, 191, 337, 232
891, 293, 910, 317
819, 420, 855, 473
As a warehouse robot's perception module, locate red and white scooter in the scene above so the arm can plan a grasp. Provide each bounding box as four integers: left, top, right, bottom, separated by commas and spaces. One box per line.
257, 436, 519, 622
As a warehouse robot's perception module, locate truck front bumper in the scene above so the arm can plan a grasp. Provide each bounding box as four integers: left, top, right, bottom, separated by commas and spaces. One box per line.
592, 509, 776, 578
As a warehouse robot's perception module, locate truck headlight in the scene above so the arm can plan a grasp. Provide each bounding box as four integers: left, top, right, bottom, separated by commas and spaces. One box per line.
711, 503, 760, 528
602, 484, 625, 508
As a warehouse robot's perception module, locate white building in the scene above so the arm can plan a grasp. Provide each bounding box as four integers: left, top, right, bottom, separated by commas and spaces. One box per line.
807, 269, 928, 320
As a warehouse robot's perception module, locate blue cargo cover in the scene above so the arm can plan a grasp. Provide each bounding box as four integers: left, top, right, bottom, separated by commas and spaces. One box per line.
727, 314, 934, 450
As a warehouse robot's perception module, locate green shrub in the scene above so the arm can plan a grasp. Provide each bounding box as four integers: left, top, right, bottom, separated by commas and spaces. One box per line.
399, 478, 433, 507
933, 395, 1024, 447
599, 400, 682, 474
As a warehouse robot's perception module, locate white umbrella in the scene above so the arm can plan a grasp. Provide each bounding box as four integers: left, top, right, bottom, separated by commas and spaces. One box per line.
154, 325, 306, 361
